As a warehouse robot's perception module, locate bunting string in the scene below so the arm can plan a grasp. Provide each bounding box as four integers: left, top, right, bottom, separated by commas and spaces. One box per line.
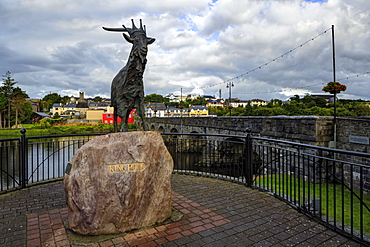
338, 72, 370, 81
227, 71, 370, 96
198, 27, 333, 90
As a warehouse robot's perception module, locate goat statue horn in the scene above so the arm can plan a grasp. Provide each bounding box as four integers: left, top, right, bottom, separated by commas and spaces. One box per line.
102, 27, 128, 32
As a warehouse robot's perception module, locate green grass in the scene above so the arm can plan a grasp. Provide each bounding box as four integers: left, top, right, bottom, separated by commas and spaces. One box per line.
0, 123, 138, 139
255, 174, 370, 234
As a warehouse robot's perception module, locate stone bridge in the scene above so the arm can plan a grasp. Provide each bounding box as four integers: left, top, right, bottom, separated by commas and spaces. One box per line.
144, 116, 370, 152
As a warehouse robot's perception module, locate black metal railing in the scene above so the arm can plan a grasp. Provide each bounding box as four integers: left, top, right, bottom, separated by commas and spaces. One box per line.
0, 129, 105, 191
1, 129, 370, 244
162, 132, 370, 244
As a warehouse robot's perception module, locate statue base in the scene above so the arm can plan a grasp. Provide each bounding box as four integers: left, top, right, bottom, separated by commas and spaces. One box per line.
64, 131, 173, 235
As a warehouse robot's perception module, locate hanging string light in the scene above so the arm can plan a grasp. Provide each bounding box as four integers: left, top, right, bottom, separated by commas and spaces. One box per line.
198, 27, 333, 90
226, 71, 369, 96
338, 72, 370, 81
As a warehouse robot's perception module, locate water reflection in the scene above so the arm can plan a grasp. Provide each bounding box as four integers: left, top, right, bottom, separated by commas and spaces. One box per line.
1, 136, 94, 191
0, 140, 20, 190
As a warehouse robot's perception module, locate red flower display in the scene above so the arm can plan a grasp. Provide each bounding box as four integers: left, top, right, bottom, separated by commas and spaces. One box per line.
322, 81, 347, 94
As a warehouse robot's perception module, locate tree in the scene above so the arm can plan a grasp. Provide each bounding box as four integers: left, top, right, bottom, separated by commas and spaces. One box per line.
53, 112, 61, 119
314, 97, 328, 108
42, 93, 64, 112
267, 99, 283, 107
19, 101, 33, 124
178, 101, 189, 109
1, 71, 17, 128
0, 93, 6, 128
12, 93, 25, 126
188, 97, 207, 106
93, 96, 103, 102
144, 93, 165, 103
283, 101, 304, 115
289, 95, 300, 103
352, 103, 370, 116
301, 94, 315, 107
11, 87, 29, 126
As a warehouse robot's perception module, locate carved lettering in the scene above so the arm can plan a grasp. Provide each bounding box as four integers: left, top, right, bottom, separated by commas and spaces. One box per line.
108, 163, 146, 173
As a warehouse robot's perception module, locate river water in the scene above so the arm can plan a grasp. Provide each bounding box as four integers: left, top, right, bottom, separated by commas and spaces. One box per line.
1, 136, 92, 191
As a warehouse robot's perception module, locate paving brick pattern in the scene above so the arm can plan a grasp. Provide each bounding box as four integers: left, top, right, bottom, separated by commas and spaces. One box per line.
0, 175, 365, 246
26, 192, 231, 246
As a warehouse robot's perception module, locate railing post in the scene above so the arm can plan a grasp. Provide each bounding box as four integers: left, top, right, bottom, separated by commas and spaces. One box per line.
244, 128, 253, 187
20, 128, 28, 188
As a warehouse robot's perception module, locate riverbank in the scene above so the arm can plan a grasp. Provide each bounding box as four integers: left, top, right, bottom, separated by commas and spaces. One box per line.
0, 123, 128, 139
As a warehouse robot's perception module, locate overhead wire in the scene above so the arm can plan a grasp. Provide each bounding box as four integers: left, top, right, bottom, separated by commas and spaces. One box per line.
198, 27, 333, 90
229, 72, 370, 96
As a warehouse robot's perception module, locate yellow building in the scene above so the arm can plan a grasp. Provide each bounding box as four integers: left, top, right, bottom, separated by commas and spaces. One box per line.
189, 105, 208, 117
86, 110, 105, 120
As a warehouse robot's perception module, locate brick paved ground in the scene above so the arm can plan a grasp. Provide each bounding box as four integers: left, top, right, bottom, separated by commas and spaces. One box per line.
0, 175, 365, 246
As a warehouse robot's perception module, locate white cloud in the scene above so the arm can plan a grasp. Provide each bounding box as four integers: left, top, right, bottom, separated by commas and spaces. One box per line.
0, 0, 369, 101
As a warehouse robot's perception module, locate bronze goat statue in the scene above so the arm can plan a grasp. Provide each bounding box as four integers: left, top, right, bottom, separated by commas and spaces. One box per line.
103, 19, 155, 132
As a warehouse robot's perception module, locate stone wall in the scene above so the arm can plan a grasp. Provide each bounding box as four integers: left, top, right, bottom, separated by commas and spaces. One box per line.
146, 116, 370, 151
337, 117, 370, 153
146, 116, 334, 147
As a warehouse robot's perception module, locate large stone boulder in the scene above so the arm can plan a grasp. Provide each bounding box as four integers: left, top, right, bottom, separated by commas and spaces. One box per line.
64, 131, 173, 235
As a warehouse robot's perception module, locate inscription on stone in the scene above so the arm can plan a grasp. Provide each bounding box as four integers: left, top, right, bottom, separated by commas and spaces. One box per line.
349, 135, 369, 145
108, 163, 145, 172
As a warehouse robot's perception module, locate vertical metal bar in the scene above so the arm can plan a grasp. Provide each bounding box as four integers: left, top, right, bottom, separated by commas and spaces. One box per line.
29, 142, 33, 183
57, 141, 61, 177
0, 143, 3, 191
36, 143, 40, 182
287, 149, 291, 202
326, 159, 329, 223
319, 156, 323, 219
350, 164, 354, 235
211, 138, 214, 176
307, 155, 310, 211
360, 166, 364, 239
302, 151, 306, 210
293, 151, 296, 205
244, 129, 253, 187
313, 155, 316, 213
341, 162, 345, 230
298, 147, 301, 208
12, 144, 15, 188
7, 145, 10, 189
20, 128, 27, 188
279, 148, 283, 198
274, 147, 276, 194
333, 159, 337, 228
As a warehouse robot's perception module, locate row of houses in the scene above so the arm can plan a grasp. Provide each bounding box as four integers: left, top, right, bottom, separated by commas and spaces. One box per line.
50, 101, 212, 122
47, 92, 273, 122
50, 98, 272, 121
166, 93, 269, 107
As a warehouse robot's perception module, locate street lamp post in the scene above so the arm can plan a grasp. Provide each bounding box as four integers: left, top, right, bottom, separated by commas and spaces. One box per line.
226, 81, 234, 116
331, 25, 337, 151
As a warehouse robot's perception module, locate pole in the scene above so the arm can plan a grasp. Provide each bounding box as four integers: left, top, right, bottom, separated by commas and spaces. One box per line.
180, 87, 183, 132
332, 25, 337, 150
227, 82, 233, 116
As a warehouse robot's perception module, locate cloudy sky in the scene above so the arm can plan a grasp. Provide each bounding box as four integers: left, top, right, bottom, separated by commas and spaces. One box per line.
1, 0, 369, 101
